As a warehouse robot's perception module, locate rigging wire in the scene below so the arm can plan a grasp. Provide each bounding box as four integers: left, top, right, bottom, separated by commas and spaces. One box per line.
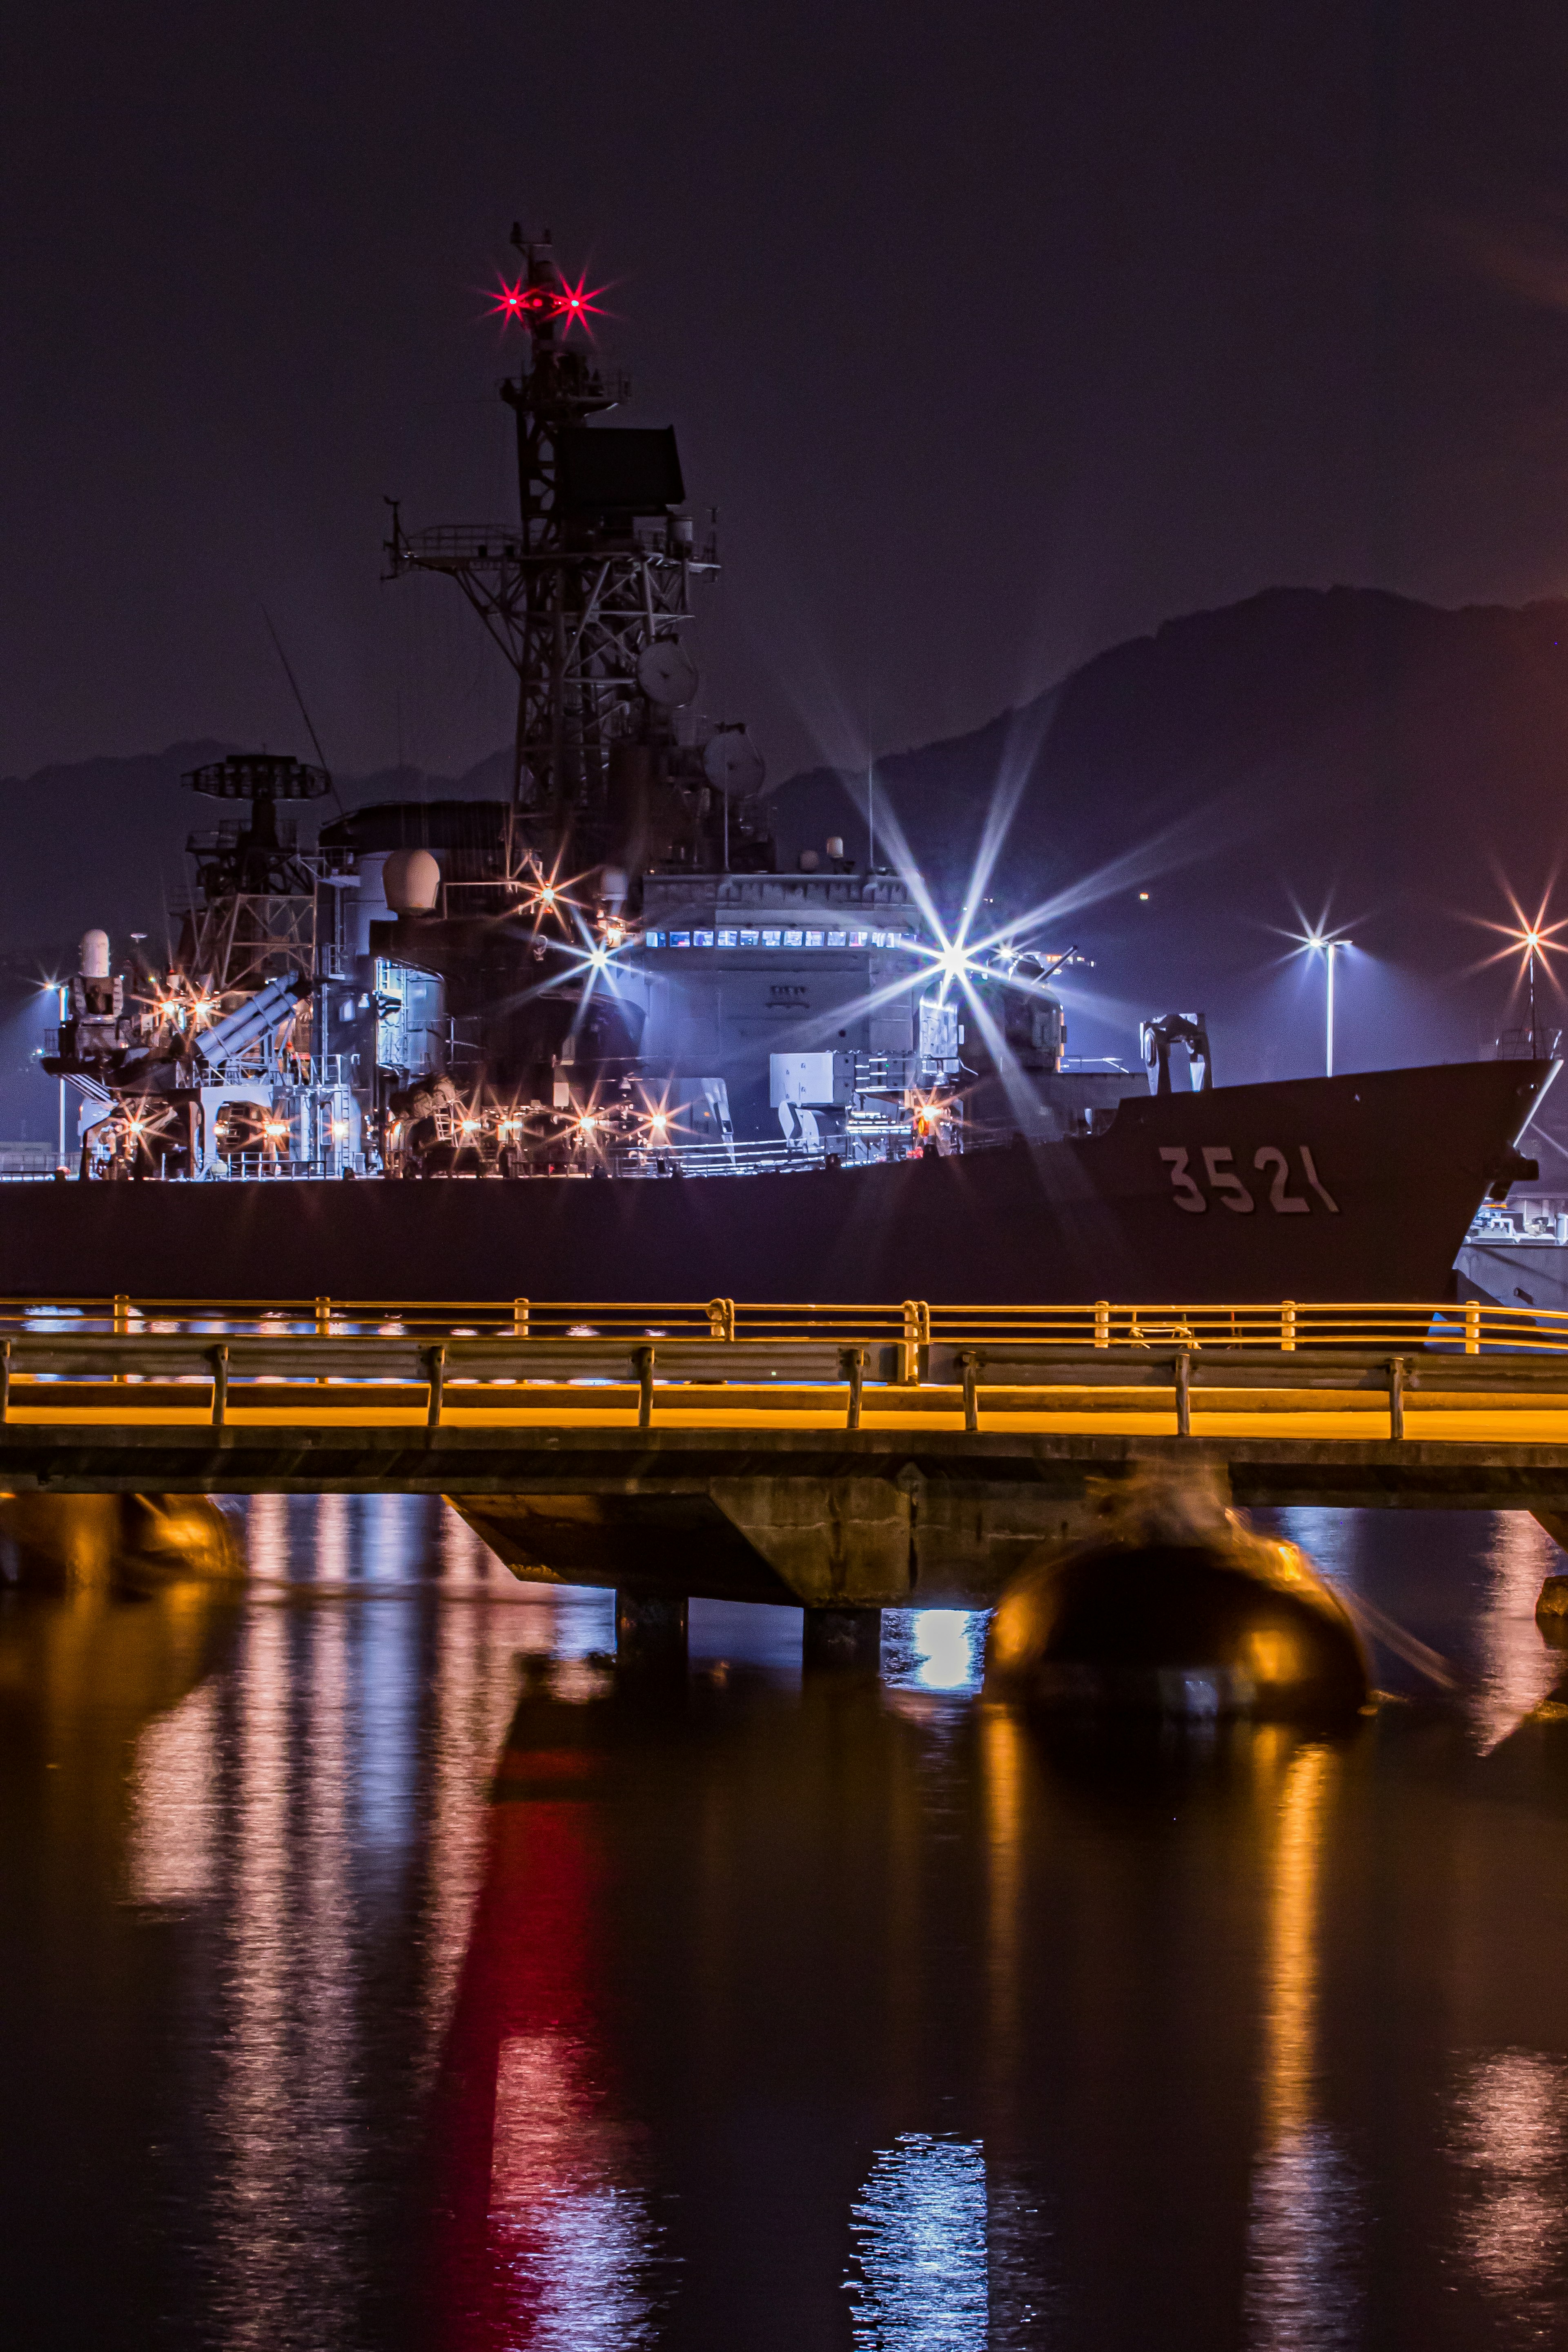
259, 604, 344, 817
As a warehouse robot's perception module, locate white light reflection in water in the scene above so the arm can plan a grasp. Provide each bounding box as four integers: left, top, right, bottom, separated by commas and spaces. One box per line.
135, 1493, 549, 2339
1270, 1511, 1362, 1603
1245, 2125, 1362, 2352
246, 1486, 290, 1581
217, 1593, 315, 2346
301, 1596, 354, 2265
1450, 2050, 1568, 2312
439, 1496, 497, 1583
127, 1677, 219, 1906
884, 1609, 988, 1694
845, 2134, 988, 2350
1472, 1515, 1562, 1753
422, 1532, 534, 2061
489, 2033, 662, 2350
341, 1487, 402, 1580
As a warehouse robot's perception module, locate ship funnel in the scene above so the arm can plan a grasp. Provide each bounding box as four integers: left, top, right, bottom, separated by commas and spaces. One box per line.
79, 929, 110, 979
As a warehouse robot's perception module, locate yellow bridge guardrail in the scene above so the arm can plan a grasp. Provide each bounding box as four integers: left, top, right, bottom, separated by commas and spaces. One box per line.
0, 1295, 1561, 1354
2, 1300, 1568, 1442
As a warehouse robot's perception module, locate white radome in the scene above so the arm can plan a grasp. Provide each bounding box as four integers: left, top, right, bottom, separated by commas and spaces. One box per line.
382, 848, 441, 913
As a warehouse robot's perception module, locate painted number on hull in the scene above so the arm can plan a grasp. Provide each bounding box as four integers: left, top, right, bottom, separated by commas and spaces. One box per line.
1159, 1145, 1340, 1215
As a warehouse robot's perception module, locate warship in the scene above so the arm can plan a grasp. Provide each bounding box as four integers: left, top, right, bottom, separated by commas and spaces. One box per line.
28, 227, 1553, 1306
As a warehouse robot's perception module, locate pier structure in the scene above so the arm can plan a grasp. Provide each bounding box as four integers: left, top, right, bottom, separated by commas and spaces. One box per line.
5, 1296, 1568, 1659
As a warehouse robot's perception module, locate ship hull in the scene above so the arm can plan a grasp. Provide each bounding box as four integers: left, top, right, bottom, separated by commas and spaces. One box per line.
0, 1061, 1551, 1305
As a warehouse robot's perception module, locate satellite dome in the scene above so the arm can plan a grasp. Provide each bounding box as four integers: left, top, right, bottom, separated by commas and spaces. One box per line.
382, 849, 441, 914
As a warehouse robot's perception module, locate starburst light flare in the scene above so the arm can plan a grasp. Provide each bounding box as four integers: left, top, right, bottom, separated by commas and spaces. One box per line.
1465, 887, 1568, 1051
1465, 887, 1568, 974
486, 270, 608, 339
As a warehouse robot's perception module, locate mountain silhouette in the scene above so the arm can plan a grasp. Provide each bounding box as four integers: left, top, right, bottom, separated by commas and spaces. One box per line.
772, 585, 1568, 1122
6, 587, 1568, 1165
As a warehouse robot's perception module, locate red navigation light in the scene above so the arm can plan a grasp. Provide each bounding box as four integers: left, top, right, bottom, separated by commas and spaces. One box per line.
557, 273, 607, 338
488, 275, 528, 323
486, 270, 606, 338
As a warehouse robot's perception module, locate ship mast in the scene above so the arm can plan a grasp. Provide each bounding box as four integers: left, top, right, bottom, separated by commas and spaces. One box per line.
384, 226, 716, 860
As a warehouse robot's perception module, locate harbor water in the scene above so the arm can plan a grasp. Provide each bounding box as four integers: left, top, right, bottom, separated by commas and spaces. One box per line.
6, 1498, 1568, 2348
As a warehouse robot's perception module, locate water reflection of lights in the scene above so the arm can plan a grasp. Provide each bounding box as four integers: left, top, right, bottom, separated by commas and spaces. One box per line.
424, 1515, 532, 2049
846, 2134, 988, 2350
1473, 1514, 1562, 1752
884, 1608, 987, 1692
1243, 1738, 1364, 2350
1451, 2051, 1568, 2305
217, 1590, 315, 2339
127, 1679, 219, 1907
1272, 1509, 1362, 1601
1258, 1741, 1330, 2139
1245, 2123, 1362, 2352
913, 1609, 982, 1690
980, 1703, 1027, 2067
120, 1494, 560, 2337
488, 2034, 661, 2349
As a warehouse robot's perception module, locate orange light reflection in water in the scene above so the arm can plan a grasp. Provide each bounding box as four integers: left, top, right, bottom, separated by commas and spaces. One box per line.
1242, 1737, 1363, 2350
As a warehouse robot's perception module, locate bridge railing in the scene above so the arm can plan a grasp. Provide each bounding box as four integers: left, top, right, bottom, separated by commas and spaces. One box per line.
0, 1298, 1564, 1440
0, 1334, 1566, 1442
0, 1296, 1561, 1356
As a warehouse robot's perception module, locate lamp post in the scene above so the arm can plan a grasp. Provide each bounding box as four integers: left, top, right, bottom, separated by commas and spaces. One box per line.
51, 984, 66, 1168
1305, 933, 1351, 1077
1523, 927, 1543, 1053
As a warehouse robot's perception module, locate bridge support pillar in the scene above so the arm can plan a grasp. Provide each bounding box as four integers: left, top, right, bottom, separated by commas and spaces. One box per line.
802, 1605, 882, 1672
1535, 1569, 1568, 1636
0, 1494, 242, 1593
615, 1590, 688, 1670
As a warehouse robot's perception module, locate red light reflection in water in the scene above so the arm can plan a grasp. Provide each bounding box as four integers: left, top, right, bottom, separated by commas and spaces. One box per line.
431, 1681, 659, 2349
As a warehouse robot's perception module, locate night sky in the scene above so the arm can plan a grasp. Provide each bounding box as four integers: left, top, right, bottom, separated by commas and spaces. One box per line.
6, 2, 1568, 795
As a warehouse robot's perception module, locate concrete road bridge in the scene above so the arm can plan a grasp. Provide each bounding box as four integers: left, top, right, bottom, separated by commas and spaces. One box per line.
4, 1295, 1568, 1658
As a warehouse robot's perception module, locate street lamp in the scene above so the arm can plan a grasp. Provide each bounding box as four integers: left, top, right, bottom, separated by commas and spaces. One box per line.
1520, 925, 1546, 1052
1304, 933, 1352, 1077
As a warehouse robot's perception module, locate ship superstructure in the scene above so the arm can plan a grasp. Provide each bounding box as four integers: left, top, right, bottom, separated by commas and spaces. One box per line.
319, 225, 980, 1176
42, 754, 362, 1178
39, 226, 1161, 1178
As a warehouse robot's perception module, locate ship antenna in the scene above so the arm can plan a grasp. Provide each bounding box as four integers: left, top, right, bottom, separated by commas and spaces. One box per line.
260, 605, 343, 815
864, 686, 876, 875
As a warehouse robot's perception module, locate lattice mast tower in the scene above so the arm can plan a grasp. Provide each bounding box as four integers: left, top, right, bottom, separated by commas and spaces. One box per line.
385, 226, 716, 861
179, 754, 330, 1001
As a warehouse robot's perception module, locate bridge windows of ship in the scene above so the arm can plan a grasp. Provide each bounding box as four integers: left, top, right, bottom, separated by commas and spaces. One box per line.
642, 928, 915, 950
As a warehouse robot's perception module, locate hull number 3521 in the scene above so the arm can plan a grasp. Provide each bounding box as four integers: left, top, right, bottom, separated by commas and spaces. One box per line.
1159, 1144, 1340, 1215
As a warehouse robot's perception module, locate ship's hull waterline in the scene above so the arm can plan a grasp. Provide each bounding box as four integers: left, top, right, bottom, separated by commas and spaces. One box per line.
1, 1062, 1550, 1307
